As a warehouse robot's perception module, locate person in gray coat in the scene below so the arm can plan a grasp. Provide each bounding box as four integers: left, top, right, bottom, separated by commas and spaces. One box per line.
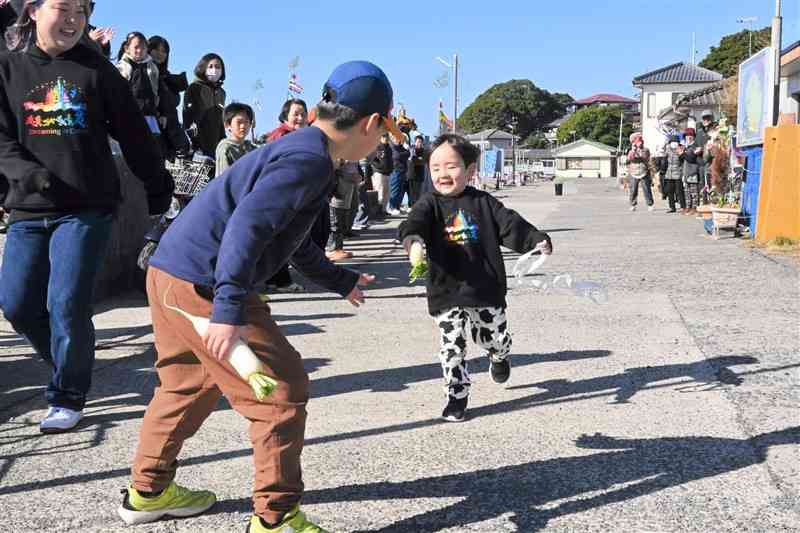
681, 128, 703, 214
663, 136, 686, 213
326, 160, 362, 261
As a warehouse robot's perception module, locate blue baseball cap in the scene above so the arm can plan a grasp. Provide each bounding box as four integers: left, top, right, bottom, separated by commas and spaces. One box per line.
315, 61, 403, 139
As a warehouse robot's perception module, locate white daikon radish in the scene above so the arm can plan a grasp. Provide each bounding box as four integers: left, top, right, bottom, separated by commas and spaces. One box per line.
163, 292, 277, 401
408, 241, 428, 283
409, 241, 425, 267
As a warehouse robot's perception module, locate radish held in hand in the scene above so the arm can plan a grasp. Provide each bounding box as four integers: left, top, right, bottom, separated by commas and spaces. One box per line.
163, 293, 277, 401
408, 241, 429, 283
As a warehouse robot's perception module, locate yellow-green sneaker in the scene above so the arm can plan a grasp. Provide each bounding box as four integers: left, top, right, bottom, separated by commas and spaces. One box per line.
117, 481, 216, 525
246, 505, 329, 533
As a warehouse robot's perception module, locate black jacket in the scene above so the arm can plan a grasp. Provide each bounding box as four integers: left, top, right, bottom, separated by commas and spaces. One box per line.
0, 45, 173, 215
370, 143, 393, 174
120, 56, 159, 116
409, 146, 426, 181
399, 187, 550, 315
391, 142, 410, 173
183, 79, 226, 157
0, 5, 16, 53
158, 67, 190, 155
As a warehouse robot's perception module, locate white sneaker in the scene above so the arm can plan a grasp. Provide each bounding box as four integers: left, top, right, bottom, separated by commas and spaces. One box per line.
387, 208, 401, 216
40, 406, 83, 434
630, 205, 637, 212
648, 205, 655, 212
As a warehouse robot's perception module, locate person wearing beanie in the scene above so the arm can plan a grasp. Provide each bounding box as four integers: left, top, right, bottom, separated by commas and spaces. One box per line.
626, 132, 654, 212
696, 110, 717, 203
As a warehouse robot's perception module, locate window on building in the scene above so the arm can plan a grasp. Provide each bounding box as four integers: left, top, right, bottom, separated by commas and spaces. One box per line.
646, 93, 656, 118
564, 158, 601, 170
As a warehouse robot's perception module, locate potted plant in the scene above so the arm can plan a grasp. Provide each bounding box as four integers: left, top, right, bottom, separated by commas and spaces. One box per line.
709, 192, 740, 239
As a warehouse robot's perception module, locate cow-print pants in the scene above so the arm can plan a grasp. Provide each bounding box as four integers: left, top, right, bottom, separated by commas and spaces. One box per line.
434, 306, 512, 399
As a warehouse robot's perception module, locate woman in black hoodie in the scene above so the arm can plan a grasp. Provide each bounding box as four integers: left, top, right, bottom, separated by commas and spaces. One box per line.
148, 35, 190, 159
183, 53, 227, 157
0, 0, 173, 433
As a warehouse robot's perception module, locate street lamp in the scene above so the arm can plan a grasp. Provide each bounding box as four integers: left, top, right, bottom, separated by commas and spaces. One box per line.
737, 16, 758, 57
435, 55, 459, 133
509, 115, 518, 186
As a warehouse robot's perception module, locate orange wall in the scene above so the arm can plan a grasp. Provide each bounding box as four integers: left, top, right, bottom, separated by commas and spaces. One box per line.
756, 125, 800, 242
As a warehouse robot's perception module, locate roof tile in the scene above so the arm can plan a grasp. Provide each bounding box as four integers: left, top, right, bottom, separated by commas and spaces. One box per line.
633, 62, 723, 85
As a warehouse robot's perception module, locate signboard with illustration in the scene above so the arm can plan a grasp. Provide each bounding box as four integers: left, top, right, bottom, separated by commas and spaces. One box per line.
737, 47, 776, 147
481, 149, 503, 176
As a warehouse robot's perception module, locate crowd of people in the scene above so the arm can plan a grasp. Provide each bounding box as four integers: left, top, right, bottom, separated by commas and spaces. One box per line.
0, 2, 557, 532
626, 109, 722, 216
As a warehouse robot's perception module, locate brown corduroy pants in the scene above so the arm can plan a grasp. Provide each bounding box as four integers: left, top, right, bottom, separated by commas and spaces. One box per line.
131, 267, 308, 523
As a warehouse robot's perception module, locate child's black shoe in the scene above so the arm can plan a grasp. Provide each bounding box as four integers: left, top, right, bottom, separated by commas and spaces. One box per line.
441, 396, 468, 422
490, 358, 510, 384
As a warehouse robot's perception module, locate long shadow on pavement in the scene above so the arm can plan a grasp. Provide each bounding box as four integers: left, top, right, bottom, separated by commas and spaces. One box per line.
2, 355, 792, 497
293, 426, 800, 532
310, 350, 611, 399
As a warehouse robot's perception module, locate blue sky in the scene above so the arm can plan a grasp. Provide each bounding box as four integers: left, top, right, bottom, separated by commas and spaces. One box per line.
97, 1, 800, 136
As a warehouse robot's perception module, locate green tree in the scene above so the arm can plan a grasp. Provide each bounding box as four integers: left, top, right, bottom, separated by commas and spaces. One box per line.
556, 105, 633, 148
457, 80, 572, 140
699, 27, 771, 78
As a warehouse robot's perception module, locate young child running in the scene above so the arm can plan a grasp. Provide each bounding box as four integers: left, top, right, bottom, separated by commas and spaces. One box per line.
215, 102, 257, 176
118, 61, 404, 533
399, 134, 552, 422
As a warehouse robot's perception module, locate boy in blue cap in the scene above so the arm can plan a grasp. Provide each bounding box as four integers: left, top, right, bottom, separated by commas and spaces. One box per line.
118, 61, 403, 533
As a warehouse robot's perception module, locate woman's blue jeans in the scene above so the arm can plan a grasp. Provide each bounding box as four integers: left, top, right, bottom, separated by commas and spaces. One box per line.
388, 169, 407, 210
0, 210, 113, 410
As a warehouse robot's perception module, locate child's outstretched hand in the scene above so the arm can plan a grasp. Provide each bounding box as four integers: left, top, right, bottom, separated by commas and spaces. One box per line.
535, 239, 553, 255
346, 273, 375, 307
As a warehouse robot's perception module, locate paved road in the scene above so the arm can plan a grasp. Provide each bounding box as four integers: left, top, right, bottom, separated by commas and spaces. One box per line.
1, 180, 798, 532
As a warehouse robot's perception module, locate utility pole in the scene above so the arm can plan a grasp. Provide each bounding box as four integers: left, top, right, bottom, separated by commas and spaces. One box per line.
510, 115, 518, 186
771, 0, 782, 125
737, 17, 757, 57
617, 111, 624, 153
453, 54, 459, 133
691, 32, 697, 64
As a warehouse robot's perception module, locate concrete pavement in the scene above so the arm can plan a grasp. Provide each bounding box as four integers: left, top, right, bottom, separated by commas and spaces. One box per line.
1, 179, 798, 532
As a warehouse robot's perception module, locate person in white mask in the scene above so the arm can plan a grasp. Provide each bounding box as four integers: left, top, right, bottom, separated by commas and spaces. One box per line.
183, 53, 227, 157
663, 135, 686, 213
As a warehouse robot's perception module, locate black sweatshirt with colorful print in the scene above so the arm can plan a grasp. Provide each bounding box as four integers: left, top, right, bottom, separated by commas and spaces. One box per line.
0, 45, 173, 217
399, 186, 551, 315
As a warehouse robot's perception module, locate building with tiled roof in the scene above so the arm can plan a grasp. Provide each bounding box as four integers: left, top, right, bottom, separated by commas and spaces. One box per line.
574, 93, 639, 106
632, 62, 723, 152
633, 62, 723, 85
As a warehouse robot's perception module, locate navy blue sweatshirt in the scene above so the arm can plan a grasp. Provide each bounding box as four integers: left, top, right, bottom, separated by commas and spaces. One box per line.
150, 127, 360, 325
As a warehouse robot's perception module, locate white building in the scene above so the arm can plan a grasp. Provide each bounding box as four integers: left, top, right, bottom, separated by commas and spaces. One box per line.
779, 41, 800, 124
464, 128, 519, 152
554, 139, 618, 179
543, 116, 567, 144
633, 62, 722, 152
